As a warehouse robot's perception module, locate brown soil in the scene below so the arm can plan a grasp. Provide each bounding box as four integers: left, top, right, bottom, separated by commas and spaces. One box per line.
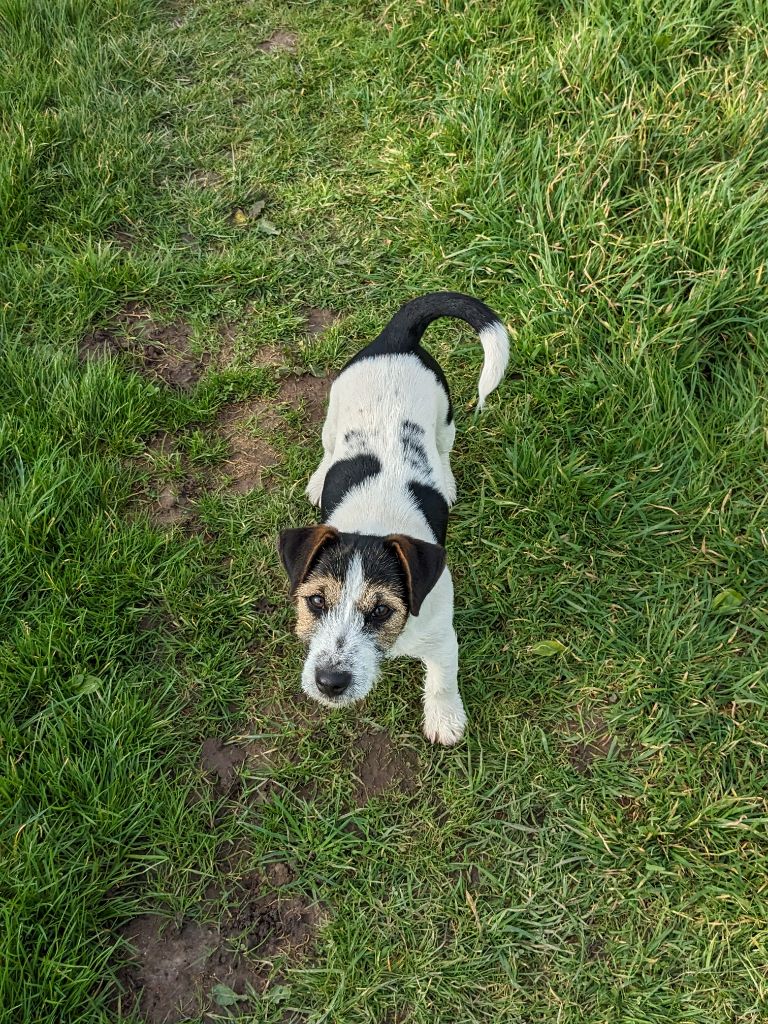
189, 169, 224, 189
256, 30, 298, 53
561, 711, 615, 774
353, 729, 418, 806
276, 373, 331, 426
135, 431, 201, 530
109, 226, 135, 250
301, 306, 338, 336
217, 303, 339, 371
118, 877, 320, 1023
211, 373, 331, 494
79, 303, 209, 389
150, 480, 199, 527
213, 320, 287, 375
251, 344, 286, 368
131, 367, 331, 525
200, 738, 248, 798
213, 399, 282, 494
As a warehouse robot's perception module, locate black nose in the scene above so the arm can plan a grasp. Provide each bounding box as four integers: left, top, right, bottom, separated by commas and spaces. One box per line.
315, 668, 352, 698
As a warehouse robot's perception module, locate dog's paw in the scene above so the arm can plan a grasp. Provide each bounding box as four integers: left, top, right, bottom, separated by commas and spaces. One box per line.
440, 462, 458, 506
444, 476, 457, 506
423, 699, 466, 746
305, 471, 324, 507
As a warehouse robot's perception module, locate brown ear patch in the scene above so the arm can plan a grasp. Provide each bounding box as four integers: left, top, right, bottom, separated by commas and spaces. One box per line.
277, 526, 339, 594
385, 535, 446, 616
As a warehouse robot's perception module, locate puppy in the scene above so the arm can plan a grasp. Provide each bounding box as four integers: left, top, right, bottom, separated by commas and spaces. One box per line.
278, 292, 508, 745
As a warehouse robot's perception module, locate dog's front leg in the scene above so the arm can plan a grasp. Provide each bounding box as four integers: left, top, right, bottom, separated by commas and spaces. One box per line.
395, 571, 466, 746
421, 628, 465, 746
306, 385, 339, 506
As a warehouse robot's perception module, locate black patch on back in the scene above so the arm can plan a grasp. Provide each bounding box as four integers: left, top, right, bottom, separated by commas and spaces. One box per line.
400, 419, 433, 478
342, 346, 453, 424
321, 454, 381, 519
408, 481, 449, 545
402, 419, 424, 434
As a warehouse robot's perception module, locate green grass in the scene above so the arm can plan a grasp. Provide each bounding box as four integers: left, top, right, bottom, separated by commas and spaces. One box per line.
2, 0, 768, 1021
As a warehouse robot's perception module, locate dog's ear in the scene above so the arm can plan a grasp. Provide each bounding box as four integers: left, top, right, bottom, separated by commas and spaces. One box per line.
385, 534, 446, 616
277, 525, 339, 594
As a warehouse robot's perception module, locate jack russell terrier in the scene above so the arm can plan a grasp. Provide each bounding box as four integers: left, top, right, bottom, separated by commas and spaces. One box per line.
278, 292, 508, 745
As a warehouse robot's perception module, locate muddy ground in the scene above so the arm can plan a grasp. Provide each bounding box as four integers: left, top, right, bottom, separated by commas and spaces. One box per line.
81, 302, 337, 526
80, 302, 210, 390
118, 699, 420, 1022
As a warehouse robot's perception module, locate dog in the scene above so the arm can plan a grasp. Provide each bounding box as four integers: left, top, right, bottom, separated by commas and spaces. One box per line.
277, 292, 508, 745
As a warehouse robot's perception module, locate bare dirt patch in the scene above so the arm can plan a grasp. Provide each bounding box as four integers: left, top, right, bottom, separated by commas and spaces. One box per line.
560, 711, 616, 774
118, 877, 320, 1023
256, 30, 298, 53
195, 696, 324, 811
211, 373, 331, 493
213, 399, 282, 493
150, 479, 199, 527
80, 303, 209, 389
301, 306, 338, 336
353, 729, 418, 806
278, 373, 332, 426
200, 738, 248, 798
109, 226, 135, 250
251, 344, 286, 368
132, 365, 331, 519
215, 318, 288, 371
134, 432, 201, 529
199, 729, 284, 806
189, 169, 224, 189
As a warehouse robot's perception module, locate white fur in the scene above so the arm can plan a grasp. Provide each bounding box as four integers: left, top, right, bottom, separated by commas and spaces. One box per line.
306, 355, 454, 533
302, 322, 507, 745
477, 322, 509, 410
301, 554, 381, 707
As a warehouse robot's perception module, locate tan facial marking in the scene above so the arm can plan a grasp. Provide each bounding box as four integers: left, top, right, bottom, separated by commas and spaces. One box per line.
358, 583, 408, 649
294, 572, 343, 640
293, 571, 408, 648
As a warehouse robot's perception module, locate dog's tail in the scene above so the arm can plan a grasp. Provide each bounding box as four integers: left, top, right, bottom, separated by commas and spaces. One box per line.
370, 292, 509, 410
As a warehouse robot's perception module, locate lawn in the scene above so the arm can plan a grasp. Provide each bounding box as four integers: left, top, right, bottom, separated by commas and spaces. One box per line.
1, 0, 767, 1021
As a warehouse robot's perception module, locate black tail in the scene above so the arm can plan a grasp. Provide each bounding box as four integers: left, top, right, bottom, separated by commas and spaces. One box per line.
371, 291, 502, 353
348, 292, 509, 411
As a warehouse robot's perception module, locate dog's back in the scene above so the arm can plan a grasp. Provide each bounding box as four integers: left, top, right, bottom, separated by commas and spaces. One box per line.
310, 292, 509, 543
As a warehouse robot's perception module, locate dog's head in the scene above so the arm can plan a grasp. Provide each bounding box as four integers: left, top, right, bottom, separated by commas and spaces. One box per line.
277, 526, 445, 706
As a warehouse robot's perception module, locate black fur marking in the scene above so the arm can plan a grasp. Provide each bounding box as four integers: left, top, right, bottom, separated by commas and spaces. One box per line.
400, 420, 432, 477
402, 419, 424, 435
343, 428, 374, 455
408, 481, 449, 545
321, 454, 381, 519
310, 532, 408, 612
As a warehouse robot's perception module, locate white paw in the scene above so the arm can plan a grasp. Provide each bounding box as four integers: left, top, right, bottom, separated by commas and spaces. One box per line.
440, 465, 457, 506
444, 476, 457, 506
423, 698, 467, 746
305, 471, 324, 507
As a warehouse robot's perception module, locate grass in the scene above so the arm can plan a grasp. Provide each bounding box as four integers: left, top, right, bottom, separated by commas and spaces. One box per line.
1, 0, 767, 1021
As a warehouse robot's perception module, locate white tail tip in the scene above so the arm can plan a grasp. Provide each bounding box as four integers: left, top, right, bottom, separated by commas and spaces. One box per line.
477, 321, 509, 410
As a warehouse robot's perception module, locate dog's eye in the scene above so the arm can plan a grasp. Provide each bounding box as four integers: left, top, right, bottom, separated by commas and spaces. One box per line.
306, 594, 326, 611
370, 603, 392, 622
